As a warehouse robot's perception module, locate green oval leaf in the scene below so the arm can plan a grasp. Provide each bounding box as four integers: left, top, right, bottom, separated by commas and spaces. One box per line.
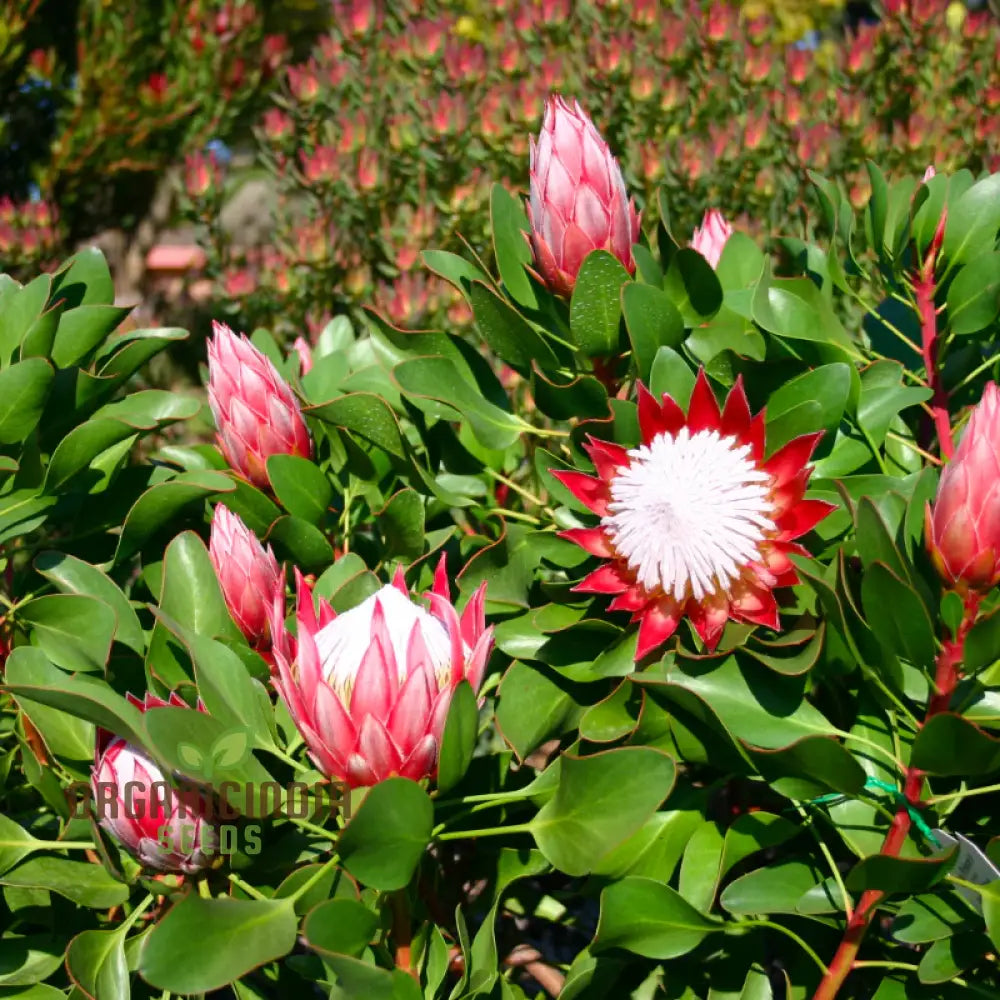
337, 778, 433, 890
139, 896, 297, 993
570, 251, 631, 358
592, 876, 720, 959
529, 748, 676, 876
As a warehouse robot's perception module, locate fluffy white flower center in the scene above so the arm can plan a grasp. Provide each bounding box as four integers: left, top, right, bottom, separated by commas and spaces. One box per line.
314, 585, 453, 697
603, 428, 775, 601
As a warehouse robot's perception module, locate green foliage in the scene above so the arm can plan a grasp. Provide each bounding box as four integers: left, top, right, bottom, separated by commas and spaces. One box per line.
5, 130, 1000, 1000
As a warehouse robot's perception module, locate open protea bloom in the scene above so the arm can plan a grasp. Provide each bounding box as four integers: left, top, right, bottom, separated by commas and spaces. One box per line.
209, 504, 282, 656
269, 558, 493, 787
690, 208, 733, 270
527, 94, 641, 297
926, 382, 1000, 592
553, 371, 836, 658
206, 320, 313, 490
92, 692, 219, 874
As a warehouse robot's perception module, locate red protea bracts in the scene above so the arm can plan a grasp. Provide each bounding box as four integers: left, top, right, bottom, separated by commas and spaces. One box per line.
553, 371, 836, 658
269, 557, 493, 788
926, 383, 1000, 592
92, 693, 219, 874
206, 320, 313, 490
690, 209, 733, 270
209, 504, 282, 656
527, 95, 641, 297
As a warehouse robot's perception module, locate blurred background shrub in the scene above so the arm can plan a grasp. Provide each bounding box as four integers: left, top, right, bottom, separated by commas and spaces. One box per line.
3, 0, 999, 345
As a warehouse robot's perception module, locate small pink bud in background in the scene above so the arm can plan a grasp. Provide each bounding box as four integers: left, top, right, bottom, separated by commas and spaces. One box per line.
300, 145, 340, 185
209, 505, 282, 653
412, 18, 448, 61
357, 149, 380, 191
222, 267, 256, 299
785, 48, 810, 85
630, 0, 657, 26
206, 321, 313, 489
293, 337, 313, 376
923, 164, 936, 182
659, 17, 686, 61
262, 108, 294, 143
269, 560, 493, 787
629, 65, 657, 103
639, 140, 665, 183
144, 73, 169, 102
287, 62, 320, 103
705, 3, 736, 41
261, 34, 288, 76
527, 95, 641, 298
92, 693, 218, 874
927, 384, 1000, 592
690, 209, 733, 270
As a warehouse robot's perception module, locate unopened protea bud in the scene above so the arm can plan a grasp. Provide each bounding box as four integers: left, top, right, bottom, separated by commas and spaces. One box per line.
527, 95, 641, 298
926, 384, 1000, 592
209, 505, 282, 653
690, 209, 733, 270
206, 321, 313, 489
92, 693, 219, 874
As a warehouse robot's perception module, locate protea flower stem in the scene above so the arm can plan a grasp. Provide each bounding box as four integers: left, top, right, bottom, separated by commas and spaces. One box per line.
811, 593, 980, 1000
916, 212, 954, 459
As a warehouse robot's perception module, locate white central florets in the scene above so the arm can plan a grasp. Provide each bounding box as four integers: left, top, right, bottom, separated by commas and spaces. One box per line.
603, 428, 775, 601
313, 585, 453, 700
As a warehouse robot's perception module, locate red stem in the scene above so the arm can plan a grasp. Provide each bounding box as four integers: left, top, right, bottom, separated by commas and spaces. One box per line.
811, 593, 979, 1000
916, 215, 953, 460
391, 890, 417, 980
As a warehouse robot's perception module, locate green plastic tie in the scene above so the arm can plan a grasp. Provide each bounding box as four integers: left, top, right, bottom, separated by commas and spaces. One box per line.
798, 778, 941, 849
862, 777, 941, 849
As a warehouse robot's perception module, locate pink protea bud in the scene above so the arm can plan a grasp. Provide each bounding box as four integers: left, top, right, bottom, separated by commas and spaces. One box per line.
927, 384, 1000, 592
287, 62, 320, 103
690, 209, 733, 270
92, 693, 219, 874
527, 95, 641, 298
923, 164, 936, 182
262, 108, 294, 143
269, 558, 493, 787
786, 48, 810, 85
206, 321, 313, 490
300, 145, 339, 185
293, 337, 313, 375
209, 505, 282, 652
357, 149, 380, 191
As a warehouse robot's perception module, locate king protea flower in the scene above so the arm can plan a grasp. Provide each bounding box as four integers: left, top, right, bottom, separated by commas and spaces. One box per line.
206, 321, 313, 490
553, 370, 836, 658
926, 382, 1000, 592
527, 95, 641, 297
92, 692, 219, 874
209, 504, 282, 655
690, 208, 733, 270
269, 558, 493, 787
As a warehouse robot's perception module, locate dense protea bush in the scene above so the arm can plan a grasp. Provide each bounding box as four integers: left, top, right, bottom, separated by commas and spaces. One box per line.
184, 0, 1000, 340
3, 73, 1000, 998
